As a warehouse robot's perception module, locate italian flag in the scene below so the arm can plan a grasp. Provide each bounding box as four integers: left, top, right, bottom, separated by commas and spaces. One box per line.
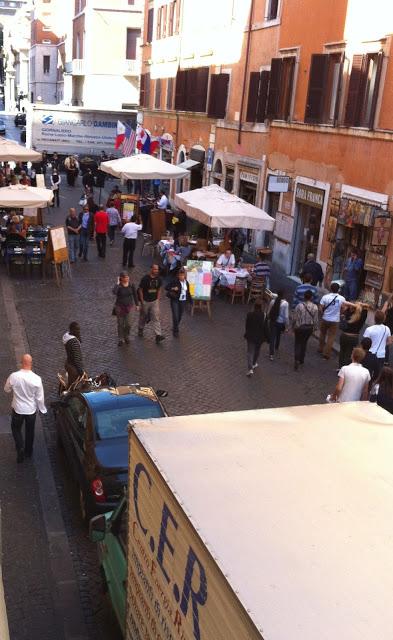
115, 121, 126, 149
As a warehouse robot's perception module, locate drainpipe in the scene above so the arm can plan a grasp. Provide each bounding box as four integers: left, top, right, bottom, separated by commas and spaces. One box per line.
237, 0, 254, 145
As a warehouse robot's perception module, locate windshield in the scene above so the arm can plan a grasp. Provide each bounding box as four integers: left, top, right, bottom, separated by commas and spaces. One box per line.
94, 404, 163, 439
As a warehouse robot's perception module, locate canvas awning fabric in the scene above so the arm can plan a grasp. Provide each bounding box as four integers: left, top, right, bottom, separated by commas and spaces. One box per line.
99, 153, 190, 180
0, 139, 42, 162
175, 183, 275, 231
0, 185, 54, 207
177, 159, 201, 170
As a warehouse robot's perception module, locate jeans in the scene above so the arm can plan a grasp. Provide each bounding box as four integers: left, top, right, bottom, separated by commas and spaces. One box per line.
138, 299, 162, 336
79, 228, 89, 258
108, 225, 117, 243
269, 322, 285, 356
51, 188, 60, 207
294, 326, 313, 364
247, 341, 261, 370
68, 233, 79, 262
117, 313, 131, 340
11, 410, 36, 455
319, 319, 339, 358
170, 299, 186, 334
96, 233, 106, 258
122, 238, 136, 267
345, 279, 359, 302
339, 332, 359, 368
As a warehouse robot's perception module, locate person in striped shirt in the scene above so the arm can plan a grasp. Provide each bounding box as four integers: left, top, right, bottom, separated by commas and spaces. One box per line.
292, 273, 319, 308
253, 252, 271, 289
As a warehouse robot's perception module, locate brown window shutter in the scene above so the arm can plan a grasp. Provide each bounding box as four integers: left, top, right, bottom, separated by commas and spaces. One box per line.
246, 72, 260, 122
365, 51, 384, 129
140, 73, 145, 107
194, 67, 209, 112
208, 73, 229, 118
175, 69, 186, 110
266, 58, 282, 120
166, 77, 174, 110
147, 8, 154, 42
145, 73, 151, 108
304, 54, 329, 123
256, 70, 270, 122
175, 0, 181, 33
333, 52, 345, 126
344, 54, 365, 126
185, 68, 198, 111
155, 78, 161, 109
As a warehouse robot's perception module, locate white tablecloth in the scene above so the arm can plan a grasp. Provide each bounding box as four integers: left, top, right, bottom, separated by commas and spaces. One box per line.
213, 268, 250, 287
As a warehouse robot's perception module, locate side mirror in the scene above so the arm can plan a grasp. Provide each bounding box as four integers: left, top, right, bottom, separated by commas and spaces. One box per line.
156, 389, 168, 398
89, 514, 108, 543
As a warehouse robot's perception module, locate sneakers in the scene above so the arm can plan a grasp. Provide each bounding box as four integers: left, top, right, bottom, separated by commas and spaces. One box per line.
155, 335, 165, 344
246, 369, 254, 377
252, 363, 259, 369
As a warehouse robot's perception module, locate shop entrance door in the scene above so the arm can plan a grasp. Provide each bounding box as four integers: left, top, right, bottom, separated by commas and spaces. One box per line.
291, 204, 322, 276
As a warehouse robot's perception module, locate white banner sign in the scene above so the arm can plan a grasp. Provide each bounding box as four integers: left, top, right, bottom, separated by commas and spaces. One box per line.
274, 212, 294, 243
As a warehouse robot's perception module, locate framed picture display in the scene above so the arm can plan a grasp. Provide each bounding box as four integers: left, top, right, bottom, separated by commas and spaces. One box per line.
364, 250, 386, 275
371, 216, 391, 247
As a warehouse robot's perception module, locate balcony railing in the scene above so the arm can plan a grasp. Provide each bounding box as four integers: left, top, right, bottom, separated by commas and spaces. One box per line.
72, 59, 85, 75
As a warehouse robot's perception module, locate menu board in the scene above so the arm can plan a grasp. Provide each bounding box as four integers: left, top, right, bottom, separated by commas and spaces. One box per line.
186, 260, 212, 300
46, 225, 68, 263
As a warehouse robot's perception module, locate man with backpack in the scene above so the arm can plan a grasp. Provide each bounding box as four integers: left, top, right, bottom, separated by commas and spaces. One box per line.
318, 282, 346, 360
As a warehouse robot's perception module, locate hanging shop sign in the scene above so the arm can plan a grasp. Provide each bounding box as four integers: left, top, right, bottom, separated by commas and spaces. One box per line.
267, 174, 291, 193
239, 167, 259, 185
274, 211, 294, 243
295, 183, 325, 209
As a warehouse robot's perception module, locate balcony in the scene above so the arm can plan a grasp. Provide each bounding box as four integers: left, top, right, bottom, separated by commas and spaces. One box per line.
123, 59, 141, 76
72, 59, 85, 75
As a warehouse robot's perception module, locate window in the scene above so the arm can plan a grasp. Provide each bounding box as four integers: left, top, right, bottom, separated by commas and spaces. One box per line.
344, 52, 383, 129
156, 5, 162, 39
175, 67, 209, 112
166, 77, 174, 110
162, 4, 167, 38
246, 70, 270, 122
266, 0, 279, 20
207, 73, 230, 118
155, 78, 161, 109
168, 1, 175, 36
128, 0, 135, 4
266, 56, 295, 121
43, 55, 50, 74
126, 28, 140, 60
175, 0, 181, 33
140, 72, 151, 108
305, 53, 343, 125
147, 8, 154, 42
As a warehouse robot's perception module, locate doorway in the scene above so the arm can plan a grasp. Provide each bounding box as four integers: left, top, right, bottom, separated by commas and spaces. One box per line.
291, 203, 322, 275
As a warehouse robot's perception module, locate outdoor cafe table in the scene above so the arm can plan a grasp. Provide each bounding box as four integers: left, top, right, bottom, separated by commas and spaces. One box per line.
213, 267, 251, 288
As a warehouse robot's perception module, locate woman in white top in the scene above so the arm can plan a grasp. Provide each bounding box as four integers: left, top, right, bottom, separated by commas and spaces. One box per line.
268, 290, 289, 360
363, 309, 393, 376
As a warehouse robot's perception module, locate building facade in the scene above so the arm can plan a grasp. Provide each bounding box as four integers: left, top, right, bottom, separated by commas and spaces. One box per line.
0, 0, 31, 111
29, 0, 61, 104
140, 0, 393, 303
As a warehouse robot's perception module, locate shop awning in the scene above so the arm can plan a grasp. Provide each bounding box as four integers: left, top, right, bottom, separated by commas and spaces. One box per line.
177, 159, 201, 170
0, 184, 53, 207
99, 154, 190, 180
175, 184, 275, 231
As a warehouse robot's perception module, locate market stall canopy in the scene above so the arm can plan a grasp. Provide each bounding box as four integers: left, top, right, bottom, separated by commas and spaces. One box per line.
175, 184, 275, 231
0, 139, 42, 162
99, 154, 190, 180
0, 184, 53, 207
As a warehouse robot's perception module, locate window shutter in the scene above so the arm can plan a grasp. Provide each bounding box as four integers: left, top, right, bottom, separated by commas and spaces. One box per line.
266, 58, 282, 120
140, 73, 145, 107
246, 72, 260, 122
155, 78, 161, 109
175, 0, 181, 33
145, 72, 151, 108
304, 54, 329, 123
366, 51, 384, 129
185, 68, 198, 111
147, 8, 154, 43
207, 73, 229, 118
256, 70, 270, 122
194, 67, 209, 112
344, 54, 365, 126
166, 77, 174, 110
175, 69, 186, 110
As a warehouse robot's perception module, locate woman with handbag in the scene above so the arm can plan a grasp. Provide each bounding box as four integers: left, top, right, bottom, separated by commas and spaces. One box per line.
292, 289, 319, 370
112, 272, 139, 346
165, 268, 192, 337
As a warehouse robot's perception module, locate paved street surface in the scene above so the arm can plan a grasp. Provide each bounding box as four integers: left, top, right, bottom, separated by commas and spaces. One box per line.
0, 175, 338, 639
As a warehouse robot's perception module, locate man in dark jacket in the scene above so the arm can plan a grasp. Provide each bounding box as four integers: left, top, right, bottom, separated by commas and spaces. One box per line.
62, 322, 84, 385
302, 253, 324, 286
244, 299, 269, 377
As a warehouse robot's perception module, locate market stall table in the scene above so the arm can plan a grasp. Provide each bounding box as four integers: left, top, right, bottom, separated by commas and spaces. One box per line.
213, 267, 252, 288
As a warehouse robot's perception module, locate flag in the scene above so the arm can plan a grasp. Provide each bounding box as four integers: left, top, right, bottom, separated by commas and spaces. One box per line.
136, 125, 151, 153
123, 124, 136, 156
115, 120, 125, 149
150, 136, 160, 155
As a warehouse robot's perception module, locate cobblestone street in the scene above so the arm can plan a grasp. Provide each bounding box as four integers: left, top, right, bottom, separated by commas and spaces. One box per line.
2, 180, 337, 639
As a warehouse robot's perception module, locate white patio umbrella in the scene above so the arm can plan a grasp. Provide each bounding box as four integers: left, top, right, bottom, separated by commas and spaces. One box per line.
0, 138, 42, 162
175, 184, 275, 231
0, 184, 53, 207
99, 154, 190, 180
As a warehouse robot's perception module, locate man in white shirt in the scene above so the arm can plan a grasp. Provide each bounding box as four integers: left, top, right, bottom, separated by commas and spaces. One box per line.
4, 354, 47, 463
318, 282, 346, 359
121, 214, 142, 268
216, 249, 235, 269
330, 347, 370, 402
157, 190, 169, 210
363, 309, 393, 376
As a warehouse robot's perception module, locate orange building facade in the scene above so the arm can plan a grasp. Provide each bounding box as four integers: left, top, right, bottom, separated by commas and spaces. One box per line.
140, 0, 393, 302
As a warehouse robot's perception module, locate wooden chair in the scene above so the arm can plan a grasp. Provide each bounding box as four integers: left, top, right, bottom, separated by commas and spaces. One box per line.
227, 276, 247, 304
247, 276, 265, 303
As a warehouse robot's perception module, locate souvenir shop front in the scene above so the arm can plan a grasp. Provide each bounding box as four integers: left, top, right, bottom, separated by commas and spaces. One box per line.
324, 187, 391, 305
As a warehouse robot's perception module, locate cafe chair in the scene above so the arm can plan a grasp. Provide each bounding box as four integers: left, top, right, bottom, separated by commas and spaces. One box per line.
8, 251, 27, 275
247, 276, 265, 303
227, 276, 247, 304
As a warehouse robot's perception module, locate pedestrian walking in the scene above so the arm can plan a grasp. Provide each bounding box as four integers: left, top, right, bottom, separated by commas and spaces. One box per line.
302, 253, 324, 286
112, 272, 139, 346
244, 298, 270, 377
50, 168, 61, 207
107, 199, 122, 246
4, 354, 47, 463
65, 207, 81, 263
82, 168, 95, 193
137, 264, 165, 343
318, 282, 346, 360
360, 337, 378, 383
62, 322, 85, 385
381, 293, 393, 365
64, 155, 79, 186
292, 289, 319, 370
165, 268, 192, 337
121, 214, 142, 268
329, 347, 370, 402
338, 302, 368, 368
370, 366, 393, 414
267, 290, 289, 361
292, 273, 319, 308
78, 204, 93, 261
363, 309, 393, 376
94, 204, 109, 258
343, 248, 363, 301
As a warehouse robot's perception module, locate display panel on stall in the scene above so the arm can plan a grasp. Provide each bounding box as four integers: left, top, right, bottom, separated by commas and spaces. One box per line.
186, 260, 212, 300
120, 194, 139, 222
46, 225, 68, 263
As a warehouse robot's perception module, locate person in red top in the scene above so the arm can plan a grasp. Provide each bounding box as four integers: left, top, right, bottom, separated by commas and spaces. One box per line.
94, 204, 109, 258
